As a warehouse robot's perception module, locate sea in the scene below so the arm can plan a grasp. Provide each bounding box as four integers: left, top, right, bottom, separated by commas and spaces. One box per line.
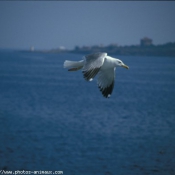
0, 50, 175, 175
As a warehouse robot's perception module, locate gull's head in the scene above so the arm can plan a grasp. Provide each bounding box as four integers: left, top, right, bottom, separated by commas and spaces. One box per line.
116, 59, 129, 69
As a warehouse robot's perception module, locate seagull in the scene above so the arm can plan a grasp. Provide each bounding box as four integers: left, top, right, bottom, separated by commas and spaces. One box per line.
63, 52, 129, 98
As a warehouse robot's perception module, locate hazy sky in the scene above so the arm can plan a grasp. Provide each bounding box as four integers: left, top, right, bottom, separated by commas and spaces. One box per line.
0, 1, 175, 50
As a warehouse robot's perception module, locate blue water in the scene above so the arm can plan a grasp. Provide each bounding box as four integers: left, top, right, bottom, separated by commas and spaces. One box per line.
0, 50, 175, 175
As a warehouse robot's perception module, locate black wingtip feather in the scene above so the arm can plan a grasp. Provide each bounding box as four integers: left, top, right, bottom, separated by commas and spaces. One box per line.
98, 81, 114, 98
83, 68, 100, 81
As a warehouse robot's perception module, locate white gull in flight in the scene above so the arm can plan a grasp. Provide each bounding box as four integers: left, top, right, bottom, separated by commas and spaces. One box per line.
63, 52, 129, 98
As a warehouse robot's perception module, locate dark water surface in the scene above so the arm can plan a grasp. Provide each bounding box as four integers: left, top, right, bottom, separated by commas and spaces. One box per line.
0, 50, 175, 175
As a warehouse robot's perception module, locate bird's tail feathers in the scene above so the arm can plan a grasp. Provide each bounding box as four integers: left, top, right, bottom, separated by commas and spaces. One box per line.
63, 60, 84, 71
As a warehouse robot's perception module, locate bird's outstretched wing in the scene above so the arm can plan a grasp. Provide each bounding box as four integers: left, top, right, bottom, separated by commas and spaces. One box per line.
97, 68, 115, 98
82, 52, 107, 81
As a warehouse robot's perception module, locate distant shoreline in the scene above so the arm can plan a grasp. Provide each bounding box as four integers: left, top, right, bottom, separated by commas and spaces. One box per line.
32, 41, 175, 57
15, 41, 175, 57
69, 42, 175, 57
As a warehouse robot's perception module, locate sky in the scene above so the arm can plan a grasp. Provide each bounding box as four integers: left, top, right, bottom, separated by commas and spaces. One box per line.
0, 1, 175, 50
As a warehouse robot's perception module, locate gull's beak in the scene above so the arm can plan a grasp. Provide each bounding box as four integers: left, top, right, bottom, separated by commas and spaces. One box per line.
122, 64, 129, 69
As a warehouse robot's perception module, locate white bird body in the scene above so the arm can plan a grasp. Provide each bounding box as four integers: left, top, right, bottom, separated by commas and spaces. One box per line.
101, 56, 118, 69
63, 52, 129, 98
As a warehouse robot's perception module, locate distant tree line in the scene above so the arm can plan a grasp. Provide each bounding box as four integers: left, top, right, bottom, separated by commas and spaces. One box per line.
70, 42, 175, 57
